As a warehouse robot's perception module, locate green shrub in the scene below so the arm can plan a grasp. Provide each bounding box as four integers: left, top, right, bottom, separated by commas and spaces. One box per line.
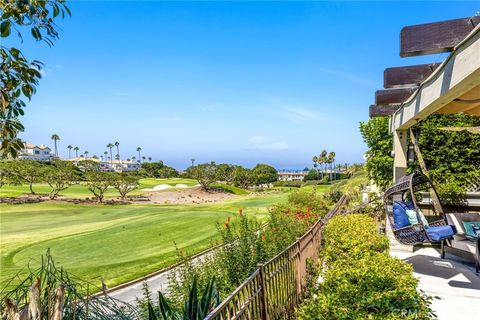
273, 180, 303, 188
297, 253, 434, 320
436, 180, 467, 206
322, 214, 388, 263
302, 179, 328, 186
297, 214, 434, 320
211, 182, 249, 195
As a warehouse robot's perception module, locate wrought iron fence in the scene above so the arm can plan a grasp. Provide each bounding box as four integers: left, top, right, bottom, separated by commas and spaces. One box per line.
204, 195, 348, 320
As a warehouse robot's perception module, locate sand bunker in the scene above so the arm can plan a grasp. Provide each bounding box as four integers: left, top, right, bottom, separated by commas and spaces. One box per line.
136, 186, 237, 205
142, 183, 191, 191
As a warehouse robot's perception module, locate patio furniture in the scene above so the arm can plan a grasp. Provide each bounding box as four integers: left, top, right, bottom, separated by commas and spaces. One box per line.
443, 212, 480, 273
384, 172, 456, 245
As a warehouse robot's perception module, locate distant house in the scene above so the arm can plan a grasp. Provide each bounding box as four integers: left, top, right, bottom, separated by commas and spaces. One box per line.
67, 157, 141, 173
18, 143, 54, 161
277, 170, 308, 181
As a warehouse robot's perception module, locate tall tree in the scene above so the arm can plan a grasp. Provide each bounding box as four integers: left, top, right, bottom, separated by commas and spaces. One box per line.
44, 160, 78, 199
132, 156, 136, 163
0, 1, 71, 158
114, 141, 120, 161
67, 145, 72, 158
191, 158, 196, 166
359, 117, 393, 190
106, 143, 114, 164
73, 146, 79, 158
320, 150, 328, 179
84, 171, 113, 203
51, 133, 60, 157
136, 147, 142, 163
312, 156, 318, 172
84, 150, 88, 159
103, 151, 108, 162
15, 160, 46, 194
111, 173, 139, 200
148, 157, 152, 162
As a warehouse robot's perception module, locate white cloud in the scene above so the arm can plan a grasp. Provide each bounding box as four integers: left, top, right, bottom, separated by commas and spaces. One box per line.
247, 136, 291, 151
317, 67, 377, 87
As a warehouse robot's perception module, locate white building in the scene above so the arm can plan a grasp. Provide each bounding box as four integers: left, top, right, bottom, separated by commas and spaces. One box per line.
18, 143, 54, 161
67, 158, 141, 173
277, 170, 308, 181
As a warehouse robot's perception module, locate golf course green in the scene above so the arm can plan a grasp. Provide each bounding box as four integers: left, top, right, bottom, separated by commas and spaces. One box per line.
0, 190, 295, 289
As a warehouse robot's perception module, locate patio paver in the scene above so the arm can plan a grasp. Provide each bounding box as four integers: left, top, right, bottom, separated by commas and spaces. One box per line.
391, 247, 480, 319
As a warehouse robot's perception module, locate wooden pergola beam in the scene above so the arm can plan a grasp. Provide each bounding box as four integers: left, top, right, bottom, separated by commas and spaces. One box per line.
375, 88, 417, 105
384, 63, 440, 88
369, 104, 400, 117
392, 27, 480, 131
401, 16, 480, 57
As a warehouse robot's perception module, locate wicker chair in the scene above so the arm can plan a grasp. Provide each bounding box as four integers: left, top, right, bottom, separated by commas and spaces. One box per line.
384, 172, 451, 245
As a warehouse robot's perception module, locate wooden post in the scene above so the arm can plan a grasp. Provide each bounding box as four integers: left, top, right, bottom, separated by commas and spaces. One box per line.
409, 128, 444, 214
257, 264, 268, 320
393, 130, 408, 181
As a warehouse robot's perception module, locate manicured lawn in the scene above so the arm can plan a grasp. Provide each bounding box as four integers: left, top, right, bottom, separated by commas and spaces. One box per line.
0, 192, 289, 289
0, 178, 199, 198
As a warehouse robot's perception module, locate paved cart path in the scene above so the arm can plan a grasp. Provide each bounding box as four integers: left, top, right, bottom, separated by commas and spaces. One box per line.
106, 249, 216, 304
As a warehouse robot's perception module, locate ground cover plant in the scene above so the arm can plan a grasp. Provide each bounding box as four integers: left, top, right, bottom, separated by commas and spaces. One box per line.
296, 214, 434, 320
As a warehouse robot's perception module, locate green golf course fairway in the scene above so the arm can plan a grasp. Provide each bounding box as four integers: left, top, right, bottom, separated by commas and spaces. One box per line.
0, 191, 293, 289
0, 178, 199, 198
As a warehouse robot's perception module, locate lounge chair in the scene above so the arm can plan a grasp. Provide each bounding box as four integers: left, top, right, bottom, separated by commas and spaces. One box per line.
443, 212, 480, 273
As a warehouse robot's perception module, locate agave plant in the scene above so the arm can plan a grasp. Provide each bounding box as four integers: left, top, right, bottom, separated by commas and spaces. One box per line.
148, 277, 219, 320
1, 250, 139, 320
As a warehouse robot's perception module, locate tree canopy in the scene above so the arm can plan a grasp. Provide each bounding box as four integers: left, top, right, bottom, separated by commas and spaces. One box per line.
1, 0, 70, 158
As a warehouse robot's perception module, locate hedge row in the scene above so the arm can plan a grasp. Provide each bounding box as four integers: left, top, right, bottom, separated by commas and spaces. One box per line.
297, 214, 435, 320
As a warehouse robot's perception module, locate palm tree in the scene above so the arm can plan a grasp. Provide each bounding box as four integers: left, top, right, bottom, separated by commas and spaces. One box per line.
92, 155, 98, 160
104, 151, 108, 162
106, 143, 114, 164
67, 145, 73, 158
132, 156, 136, 163
136, 147, 142, 163
320, 150, 328, 179
73, 146, 79, 158
84, 150, 89, 159
142, 156, 146, 163
148, 157, 152, 162
191, 158, 196, 167
312, 156, 318, 172
327, 152, 335, 181
329, 151, 336, 180
51, 134, 60, 157
114, 141, 120, 162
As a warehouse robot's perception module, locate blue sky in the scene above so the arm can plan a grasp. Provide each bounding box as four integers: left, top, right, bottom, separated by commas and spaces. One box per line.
8, 1, 478, 169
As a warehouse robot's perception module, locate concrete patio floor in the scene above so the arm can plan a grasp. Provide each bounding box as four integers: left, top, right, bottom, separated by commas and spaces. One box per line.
391, 247, 480, 319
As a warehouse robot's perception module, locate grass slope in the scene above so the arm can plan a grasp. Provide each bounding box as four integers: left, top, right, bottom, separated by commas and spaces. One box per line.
0, 192, 289, 289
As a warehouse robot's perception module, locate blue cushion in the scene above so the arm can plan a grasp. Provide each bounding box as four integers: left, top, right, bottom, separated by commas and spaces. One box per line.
426, 225, 456, 241
405, 209, 429, 229
392, 201, 413, 229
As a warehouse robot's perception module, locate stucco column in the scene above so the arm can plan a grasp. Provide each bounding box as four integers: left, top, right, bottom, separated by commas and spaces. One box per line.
393, 129, 408, 182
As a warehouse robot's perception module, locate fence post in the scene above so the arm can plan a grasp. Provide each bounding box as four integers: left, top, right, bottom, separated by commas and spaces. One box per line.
257, 263, 268, 320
